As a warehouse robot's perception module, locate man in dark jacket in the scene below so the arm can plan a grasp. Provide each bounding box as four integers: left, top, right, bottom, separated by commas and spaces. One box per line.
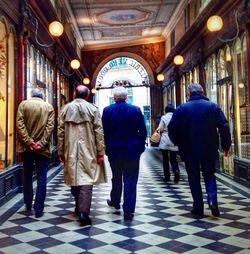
102, 86, 147, 220
168, 83, 231, 217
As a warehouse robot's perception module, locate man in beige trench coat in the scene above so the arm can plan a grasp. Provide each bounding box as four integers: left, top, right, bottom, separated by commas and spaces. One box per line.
57, 85, 106, 226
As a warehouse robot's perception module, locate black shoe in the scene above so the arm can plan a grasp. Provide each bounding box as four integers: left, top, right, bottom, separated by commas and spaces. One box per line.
191, 209, 204, 218
163, 176, 170, 182
79, 212, 92, 226
26, 205, 32, 212
174, 173, 180, 183
74, 207, 80, 216
210, 205, 220, 217
107, 199, 120, 210
124, 212, 134, 220
35, 211, 44, 218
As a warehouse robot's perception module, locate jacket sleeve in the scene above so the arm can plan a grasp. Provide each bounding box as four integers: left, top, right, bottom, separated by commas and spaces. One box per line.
16, 102, 34, 147
57, 110, 65, 156
168, 107, 182, 146
214, 105, 231, 151
137, 108, 147, 143
37, 105, 55, 148
93, 109, 105, 156
101, 107, 109, 145
158, 116, 164, 132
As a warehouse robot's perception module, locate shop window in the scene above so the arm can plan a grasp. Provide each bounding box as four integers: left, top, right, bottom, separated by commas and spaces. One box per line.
199, 0, 211, 12
205, 55, 217, 103
0, 20, 15, 171
170, 30, 175, 49
57, 73, 69, 110
26, 44, 54, 104
192, 67, 199, 83
225, 45, 232, 76
26, 45, 36, 98
234, 36, 250, 159
184, 4, 190, 31
180, 75, 187, 103
217, 49, 226, 80
45, 60, 54, 104
0, 21, 7, 171
7, 31, 15, 167
165, 83, 176, 107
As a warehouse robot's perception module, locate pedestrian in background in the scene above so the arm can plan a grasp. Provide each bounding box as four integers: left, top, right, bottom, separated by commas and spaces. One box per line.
102, 86, 147, 220
16, 88, 55, 218
58, 85, 106, 226
168, 83, 231, 218
158, 103, 180, 183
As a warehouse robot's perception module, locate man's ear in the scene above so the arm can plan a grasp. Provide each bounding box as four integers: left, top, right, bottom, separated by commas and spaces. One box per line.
86, 90, 90, 100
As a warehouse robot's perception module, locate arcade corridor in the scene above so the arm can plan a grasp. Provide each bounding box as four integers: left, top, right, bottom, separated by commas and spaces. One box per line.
0, 147, 249, 254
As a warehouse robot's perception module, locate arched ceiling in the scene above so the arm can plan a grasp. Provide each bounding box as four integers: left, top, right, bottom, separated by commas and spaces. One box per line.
63, 0, 181, 51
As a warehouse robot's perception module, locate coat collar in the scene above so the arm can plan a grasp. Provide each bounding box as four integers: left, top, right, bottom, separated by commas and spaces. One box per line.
188, 95, 209, 101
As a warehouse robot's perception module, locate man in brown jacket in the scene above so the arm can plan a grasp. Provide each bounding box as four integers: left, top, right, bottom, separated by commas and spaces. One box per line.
16, 88, 55, 218
57, 85, 106, 226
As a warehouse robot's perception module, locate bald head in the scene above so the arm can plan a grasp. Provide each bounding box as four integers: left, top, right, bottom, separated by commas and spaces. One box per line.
75, 85, 90, 99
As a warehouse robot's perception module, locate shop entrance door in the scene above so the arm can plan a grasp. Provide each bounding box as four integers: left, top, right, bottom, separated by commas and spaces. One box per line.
217, 77, 234, 175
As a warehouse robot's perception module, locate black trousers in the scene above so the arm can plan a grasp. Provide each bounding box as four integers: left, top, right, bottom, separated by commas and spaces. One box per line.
161, 149, 179, 178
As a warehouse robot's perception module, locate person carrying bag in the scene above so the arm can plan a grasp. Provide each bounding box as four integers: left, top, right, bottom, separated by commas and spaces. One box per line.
158, 103, 180, 183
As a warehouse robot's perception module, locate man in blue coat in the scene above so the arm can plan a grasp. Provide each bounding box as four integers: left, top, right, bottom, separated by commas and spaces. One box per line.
102, 86, 147, 220
168, 83, 231, 217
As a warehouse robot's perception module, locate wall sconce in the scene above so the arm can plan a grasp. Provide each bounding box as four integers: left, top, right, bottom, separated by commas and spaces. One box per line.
207, 11, 239, 43
70, 59, 80, 70
157, 73, 165, 82
91, 88, 97, 94
207, 15, 223, 32
173, 48, 202, 73
173, 55, 184, 65
48, 21, 64, 37
83, 77, 90, 85
56, 54, 80, 77
238, 82, 245, 88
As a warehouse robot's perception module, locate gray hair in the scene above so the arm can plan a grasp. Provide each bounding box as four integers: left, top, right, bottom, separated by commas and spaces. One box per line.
112, 86, 128, 101
31, 88, 44, 99
188, 83, 204, 96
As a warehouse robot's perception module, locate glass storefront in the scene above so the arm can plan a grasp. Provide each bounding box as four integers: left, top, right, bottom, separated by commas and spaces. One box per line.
26, 44, 54, 104
163, 82, 176, 108
57, 73, 69, 110
205, 34, 250, 176
234, 36, 250, 160
0, 19, 15, 171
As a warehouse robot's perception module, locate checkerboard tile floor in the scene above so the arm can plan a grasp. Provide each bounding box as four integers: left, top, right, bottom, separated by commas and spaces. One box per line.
0, 147, 249, 253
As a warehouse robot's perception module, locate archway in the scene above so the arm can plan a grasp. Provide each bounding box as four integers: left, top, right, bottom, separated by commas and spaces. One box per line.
92, 53, 154, 139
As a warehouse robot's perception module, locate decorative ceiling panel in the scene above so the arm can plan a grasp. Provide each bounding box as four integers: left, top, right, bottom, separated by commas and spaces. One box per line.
64, 0, 181, 50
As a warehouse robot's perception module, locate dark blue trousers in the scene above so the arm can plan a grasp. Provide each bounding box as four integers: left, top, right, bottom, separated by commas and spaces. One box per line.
108, 158, 139, 213
22, 152, 49, 213
185, 160, 218, 214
